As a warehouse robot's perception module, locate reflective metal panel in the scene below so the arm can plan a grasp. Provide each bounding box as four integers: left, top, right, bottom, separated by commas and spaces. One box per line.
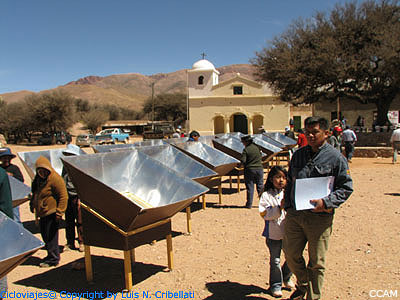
198, 136, 215, 147
251, 135, 283, 156
213, 138, 268, 161
91, 144, 136, 153
0, 211, 44, 278
264, 132, 297, 149
172, 142, 240, 176
136, 145, 217, 185
8, 175, 31, 208
17, 148, 86, 180
253, 134, 285, 149
61, 150, 209, 231
133, 139, 166, 147
215, 132, 245, 139
165, 136, 214, 147
164, 137, 189, 144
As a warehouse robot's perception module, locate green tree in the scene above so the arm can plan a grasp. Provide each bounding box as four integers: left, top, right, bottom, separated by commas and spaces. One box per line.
143, 93, 187, 125
252, 0, 400, 126
0, 101, 38, 143
81, 109, 109, 134
25, 91, 76, 134
74, 98, 91, 113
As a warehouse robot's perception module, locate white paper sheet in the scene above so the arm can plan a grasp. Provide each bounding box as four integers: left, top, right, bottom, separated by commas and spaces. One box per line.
295, 176, 334, 210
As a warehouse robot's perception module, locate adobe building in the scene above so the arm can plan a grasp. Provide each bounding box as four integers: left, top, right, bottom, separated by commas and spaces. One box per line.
188, 59, 311, 135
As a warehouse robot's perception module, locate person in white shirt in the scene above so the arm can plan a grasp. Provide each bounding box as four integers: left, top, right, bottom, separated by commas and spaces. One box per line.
342, 126, 357, 162
172, 128, 181, 138
390, 125, 400, 164
259, 166, 294, 297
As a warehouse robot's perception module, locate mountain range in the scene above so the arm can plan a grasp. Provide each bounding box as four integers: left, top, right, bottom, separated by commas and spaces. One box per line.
1, 64, 256, 111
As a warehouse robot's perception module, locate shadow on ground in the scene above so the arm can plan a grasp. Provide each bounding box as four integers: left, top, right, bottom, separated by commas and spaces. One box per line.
207, 187, 243, 195
15, 255, 166, 297
384, 193, 400, 196
204, 281, 269, 300
181, 199, 245, 213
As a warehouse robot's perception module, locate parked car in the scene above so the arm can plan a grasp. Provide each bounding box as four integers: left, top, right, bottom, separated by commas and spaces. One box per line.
76, 134, 95, 147
37, 132, 67, 145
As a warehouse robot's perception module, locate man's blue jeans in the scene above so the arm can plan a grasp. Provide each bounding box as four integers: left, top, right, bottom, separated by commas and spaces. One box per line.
393, 141, 400, 163
266, 238, 292, 293
244, 168, 264, 208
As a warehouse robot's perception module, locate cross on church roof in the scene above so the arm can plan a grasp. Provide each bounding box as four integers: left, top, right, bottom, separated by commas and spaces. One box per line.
201, 52, 207, 60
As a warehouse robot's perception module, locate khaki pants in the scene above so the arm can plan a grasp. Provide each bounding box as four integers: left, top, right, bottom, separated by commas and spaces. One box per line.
283, 210, 333, 300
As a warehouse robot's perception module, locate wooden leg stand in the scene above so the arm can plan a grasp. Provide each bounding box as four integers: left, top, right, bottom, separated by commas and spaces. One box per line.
166, 234, 173, 271
202, 194, 206, 210
237, 175, 240, 193
84, 245, 93, 283
186, 206, 192, 234
218, 184, 222, 204
123, 250, 133, 291
229, 176, 232, 189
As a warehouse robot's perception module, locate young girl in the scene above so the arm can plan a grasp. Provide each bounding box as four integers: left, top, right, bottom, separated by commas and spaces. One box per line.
259, 166, 294, 298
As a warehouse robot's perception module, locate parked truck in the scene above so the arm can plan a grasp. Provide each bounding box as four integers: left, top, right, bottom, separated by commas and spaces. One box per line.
142, 122, 175, 140
95, 128, 130, 144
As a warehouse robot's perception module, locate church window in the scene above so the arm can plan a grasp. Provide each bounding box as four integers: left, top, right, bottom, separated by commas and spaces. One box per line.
198, 76, 204, 85
233, 86, 243, 95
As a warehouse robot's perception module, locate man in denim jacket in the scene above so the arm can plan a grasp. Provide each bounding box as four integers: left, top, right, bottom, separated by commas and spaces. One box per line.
283, 116, 353, 300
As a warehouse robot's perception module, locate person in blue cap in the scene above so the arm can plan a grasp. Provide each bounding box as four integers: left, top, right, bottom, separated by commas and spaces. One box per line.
188, 131, 200, 142
0, 147, 24, 224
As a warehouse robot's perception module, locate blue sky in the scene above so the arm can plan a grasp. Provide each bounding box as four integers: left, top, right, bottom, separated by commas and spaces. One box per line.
0, 0, 354, 93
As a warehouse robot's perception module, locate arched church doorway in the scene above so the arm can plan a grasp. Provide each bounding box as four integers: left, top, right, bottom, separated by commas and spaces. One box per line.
214, 116, 224, 134
252, 115, 264, 133
233, 113, 248, 134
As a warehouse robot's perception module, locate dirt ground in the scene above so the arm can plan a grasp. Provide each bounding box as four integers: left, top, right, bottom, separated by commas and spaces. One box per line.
5, 142, 400, 300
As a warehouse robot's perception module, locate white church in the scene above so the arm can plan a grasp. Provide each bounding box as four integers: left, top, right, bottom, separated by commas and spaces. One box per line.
187, 58, 306, 135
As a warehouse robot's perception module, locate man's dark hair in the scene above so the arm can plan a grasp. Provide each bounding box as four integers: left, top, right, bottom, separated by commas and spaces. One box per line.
304, 116, 329, 130
189, 130, 200, 138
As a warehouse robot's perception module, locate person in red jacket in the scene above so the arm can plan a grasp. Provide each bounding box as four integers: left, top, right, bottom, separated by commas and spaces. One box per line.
296, 129, 308, 148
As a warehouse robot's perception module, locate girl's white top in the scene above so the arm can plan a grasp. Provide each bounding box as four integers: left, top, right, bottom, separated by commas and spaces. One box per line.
259, 188, 286, 240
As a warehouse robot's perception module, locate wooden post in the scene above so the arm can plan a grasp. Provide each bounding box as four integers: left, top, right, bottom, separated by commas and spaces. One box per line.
186, 206, 192, 234
166, 234, 173, 270
202, 194, 206, 210
229, 176, 232, 189
218, 183, 222, 204
84, 245, 93, 282
123, 250, 133, 291
237, 175, 240, 193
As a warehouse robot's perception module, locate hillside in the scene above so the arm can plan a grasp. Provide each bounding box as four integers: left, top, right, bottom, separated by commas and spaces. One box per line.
0, 64, 256, 110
